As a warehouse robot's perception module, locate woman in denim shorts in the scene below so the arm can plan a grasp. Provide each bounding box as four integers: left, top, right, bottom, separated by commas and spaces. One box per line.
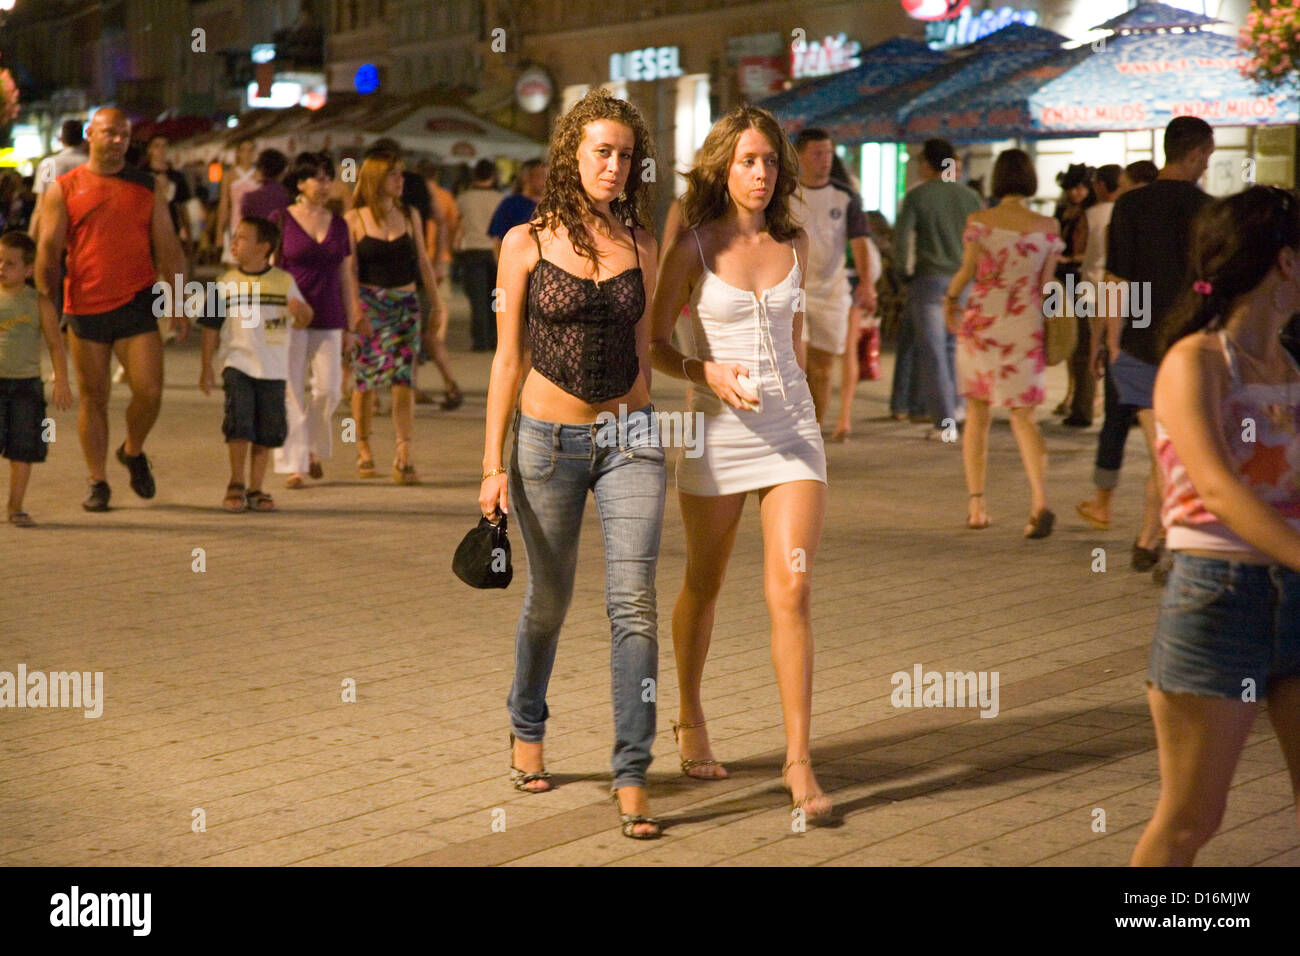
478, 89, 665, 840
1132, 186, 1300, 865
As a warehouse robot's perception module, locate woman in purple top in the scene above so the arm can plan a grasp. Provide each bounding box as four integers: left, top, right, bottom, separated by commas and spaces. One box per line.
271, 152, 366, 487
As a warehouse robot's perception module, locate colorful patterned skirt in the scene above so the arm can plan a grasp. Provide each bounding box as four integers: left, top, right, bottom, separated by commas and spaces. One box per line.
354, 287, 420, 391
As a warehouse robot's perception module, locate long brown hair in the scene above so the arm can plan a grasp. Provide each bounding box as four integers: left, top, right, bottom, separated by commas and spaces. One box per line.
531, 88, 656, 268
680, 106, 800, 242
353, 151, 407, 219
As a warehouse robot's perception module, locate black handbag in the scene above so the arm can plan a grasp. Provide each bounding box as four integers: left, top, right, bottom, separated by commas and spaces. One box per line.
452, 513, 513, 589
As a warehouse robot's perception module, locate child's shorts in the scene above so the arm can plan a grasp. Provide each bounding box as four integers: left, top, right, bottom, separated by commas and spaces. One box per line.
0, 377, 48, 463
222, 367, 287, 447
1149, 552, 1300, 700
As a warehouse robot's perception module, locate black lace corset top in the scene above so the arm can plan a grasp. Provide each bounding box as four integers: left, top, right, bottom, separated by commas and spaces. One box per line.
526, 227, 644, 403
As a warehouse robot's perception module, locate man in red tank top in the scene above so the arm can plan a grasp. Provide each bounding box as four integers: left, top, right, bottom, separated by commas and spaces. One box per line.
34, 108, 188, 511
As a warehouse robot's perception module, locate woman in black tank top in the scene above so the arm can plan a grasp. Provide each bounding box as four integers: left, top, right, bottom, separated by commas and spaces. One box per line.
477, 88, 666, 839
345, 152, 448, 483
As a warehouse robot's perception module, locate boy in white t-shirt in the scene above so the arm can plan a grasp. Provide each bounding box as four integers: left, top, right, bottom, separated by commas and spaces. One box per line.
199, 217, 311, 512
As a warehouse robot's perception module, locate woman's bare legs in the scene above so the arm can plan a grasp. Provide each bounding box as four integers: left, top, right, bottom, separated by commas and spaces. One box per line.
1008, 406, 1049, 520
758, 479, 829, 815
672, 491, 747, 778
1131, 688, 1257, 865
351, 388, 375, 466
1265, 677, 1300, 831
392, 383, 414, 468
1135, 409, 1163, 551
962, 397, 991, 527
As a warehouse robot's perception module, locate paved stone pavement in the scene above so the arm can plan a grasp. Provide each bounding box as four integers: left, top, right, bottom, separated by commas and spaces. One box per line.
3, 294, 1297, 868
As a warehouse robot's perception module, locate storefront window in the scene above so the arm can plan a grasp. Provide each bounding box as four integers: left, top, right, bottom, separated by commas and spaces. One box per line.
674, 74, 711, 197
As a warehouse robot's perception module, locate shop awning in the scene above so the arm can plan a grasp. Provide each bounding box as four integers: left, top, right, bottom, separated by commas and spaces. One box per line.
759, 37, 948, 133
814, 22, 1068, 144
368, 104, 546, 163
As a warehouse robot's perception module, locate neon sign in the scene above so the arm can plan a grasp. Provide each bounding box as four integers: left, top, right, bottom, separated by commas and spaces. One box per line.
791, 34, 862, 79
926, 7, 1039, 48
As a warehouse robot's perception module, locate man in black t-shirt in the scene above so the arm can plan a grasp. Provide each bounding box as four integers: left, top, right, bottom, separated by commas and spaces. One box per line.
1102, 116, 1215, 576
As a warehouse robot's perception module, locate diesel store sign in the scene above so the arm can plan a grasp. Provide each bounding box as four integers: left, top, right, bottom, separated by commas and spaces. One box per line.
609, 46, 684, 83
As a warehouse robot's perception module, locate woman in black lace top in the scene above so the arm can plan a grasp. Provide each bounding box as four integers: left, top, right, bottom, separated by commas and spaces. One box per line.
478, 88, 665, 839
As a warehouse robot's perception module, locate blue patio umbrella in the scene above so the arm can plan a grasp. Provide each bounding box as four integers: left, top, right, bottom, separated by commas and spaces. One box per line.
759, 37, 948, 133
1028, 29, 1297, 134
894, 2, 1298, 142
1091, 0, 1222, 33
814, 22, 1068, 145
900, 46, 1095, 143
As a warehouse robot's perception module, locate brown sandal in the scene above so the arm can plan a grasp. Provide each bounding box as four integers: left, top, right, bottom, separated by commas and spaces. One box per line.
222, 482, 246, 512
245, 490, 275, 512
8, 511, 35, 527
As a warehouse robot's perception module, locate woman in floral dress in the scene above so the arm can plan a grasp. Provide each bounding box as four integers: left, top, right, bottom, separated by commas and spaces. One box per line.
944, 149, 1063, 538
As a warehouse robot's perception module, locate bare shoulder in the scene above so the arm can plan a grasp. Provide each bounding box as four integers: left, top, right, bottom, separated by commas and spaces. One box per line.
1038, 212, 1061, 233
501, 222, 541, 265
632, 223, 657, 264
792, 226, 810, 255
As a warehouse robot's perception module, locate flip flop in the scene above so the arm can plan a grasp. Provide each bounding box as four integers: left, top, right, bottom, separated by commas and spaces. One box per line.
1075, 500, 1111, 531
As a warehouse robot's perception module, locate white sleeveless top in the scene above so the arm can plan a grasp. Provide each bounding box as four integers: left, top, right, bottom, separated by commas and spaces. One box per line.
675, 229, 826, 497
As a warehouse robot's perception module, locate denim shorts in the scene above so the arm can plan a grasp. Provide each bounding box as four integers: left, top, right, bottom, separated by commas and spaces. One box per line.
1149, 552, 1300, 700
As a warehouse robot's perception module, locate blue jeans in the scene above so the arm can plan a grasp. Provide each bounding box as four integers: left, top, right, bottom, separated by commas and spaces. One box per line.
907, 274, 962, 427
888, 304, 925, 417
507, 405, 667, 789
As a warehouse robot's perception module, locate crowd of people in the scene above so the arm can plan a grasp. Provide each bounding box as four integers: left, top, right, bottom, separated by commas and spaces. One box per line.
5, 98, 1300, 862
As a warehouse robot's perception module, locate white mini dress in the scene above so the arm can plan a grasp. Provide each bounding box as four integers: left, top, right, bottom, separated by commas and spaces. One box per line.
675, 230, 827, 497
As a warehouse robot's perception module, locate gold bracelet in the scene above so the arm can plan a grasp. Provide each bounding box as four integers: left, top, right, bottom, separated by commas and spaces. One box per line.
482, 467, 506, 481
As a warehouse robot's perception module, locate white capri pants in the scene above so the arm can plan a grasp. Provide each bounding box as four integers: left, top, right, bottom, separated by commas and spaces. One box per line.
274, 327, 344, 474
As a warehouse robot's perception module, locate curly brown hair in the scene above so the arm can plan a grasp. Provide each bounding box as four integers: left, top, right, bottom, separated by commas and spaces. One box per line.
680, 106, 800, 242
531, 87, 657, 269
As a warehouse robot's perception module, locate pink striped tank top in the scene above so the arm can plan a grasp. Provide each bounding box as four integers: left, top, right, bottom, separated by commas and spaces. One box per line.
1157, 331, 1300, 554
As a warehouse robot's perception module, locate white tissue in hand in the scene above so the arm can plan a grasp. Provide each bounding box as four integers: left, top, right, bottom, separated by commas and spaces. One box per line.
735, 374, 759, 406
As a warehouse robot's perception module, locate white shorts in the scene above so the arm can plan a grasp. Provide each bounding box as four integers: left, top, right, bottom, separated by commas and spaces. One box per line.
803, 292, 851, 356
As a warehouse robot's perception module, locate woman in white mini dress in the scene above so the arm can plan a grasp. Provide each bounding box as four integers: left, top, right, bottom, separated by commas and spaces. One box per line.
650, 106, 831, 821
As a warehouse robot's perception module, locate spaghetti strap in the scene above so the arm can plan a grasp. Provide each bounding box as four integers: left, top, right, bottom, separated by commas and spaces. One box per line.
530, 225, 543, 261
630, 225, 639, 269
791, 240, 800, 277
691, 228, 706, 268
1217, 331, 1244, 390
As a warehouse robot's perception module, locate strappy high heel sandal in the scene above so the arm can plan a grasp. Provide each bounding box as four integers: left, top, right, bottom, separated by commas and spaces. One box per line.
671, 719, 727, 779
508, 732, 552, 793
441, 384, 464, 411
611, 789, 662, 840
356, 435, 376, 479
393, 438, 420, 485
782, 758, 833, 824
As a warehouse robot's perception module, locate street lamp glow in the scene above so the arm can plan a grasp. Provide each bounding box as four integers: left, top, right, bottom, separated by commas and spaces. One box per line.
0, 0, 16, 12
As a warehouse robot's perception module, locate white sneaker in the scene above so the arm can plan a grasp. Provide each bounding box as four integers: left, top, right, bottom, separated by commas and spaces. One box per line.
112, 365, 127, 384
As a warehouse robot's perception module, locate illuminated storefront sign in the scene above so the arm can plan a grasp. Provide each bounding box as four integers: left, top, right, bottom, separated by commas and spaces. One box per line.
609, 46, 683, 83
791, 34, 862, 79
927, 7, 1039, 48
901, 0, 970, 20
